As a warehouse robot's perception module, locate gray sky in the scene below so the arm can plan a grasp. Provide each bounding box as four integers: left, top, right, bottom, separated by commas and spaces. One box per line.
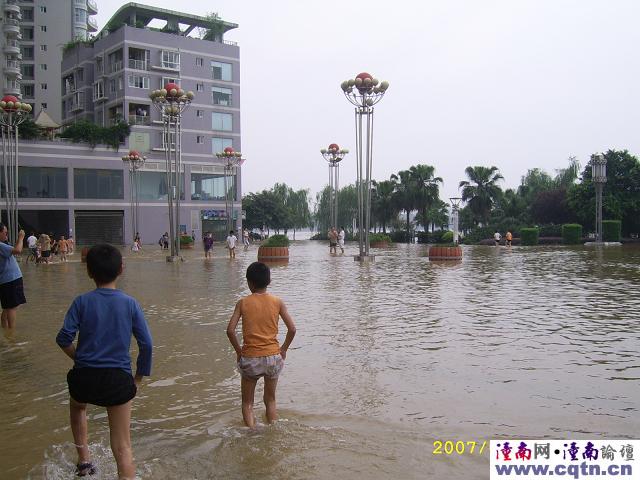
97, 0, 640, 202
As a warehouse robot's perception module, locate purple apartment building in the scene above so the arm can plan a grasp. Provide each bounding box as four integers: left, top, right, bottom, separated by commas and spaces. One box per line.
13, 3, 242, 245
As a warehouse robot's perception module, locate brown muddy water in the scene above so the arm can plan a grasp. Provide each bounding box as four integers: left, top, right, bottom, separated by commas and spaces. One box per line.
1, 242, 638, 479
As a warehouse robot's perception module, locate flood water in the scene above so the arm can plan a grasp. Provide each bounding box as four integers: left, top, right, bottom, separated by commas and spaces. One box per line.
1, 242, 639, 479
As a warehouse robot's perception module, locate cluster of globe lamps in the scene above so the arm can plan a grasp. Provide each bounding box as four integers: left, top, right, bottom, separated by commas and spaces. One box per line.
0, 95, 32, 118
149, 83, 194, 112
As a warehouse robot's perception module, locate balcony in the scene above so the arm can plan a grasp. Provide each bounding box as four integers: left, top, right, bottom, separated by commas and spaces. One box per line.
87, 16, 98, 32
4, 80, 20, 96
87, 0, 98, 14
4, 0, 20, 15
5, 60, 20, 76
3, 40, 20, 55
108, 61, 123, 73
3, 18, 20, 36
128, 114, 150, 125
70, 100, 85, 113
128, 59, 148, 71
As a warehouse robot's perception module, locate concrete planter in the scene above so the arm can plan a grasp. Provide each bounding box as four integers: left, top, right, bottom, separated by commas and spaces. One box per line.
428, 245, 462, 260
258, 246, 289, 262
370, 241, 389, 248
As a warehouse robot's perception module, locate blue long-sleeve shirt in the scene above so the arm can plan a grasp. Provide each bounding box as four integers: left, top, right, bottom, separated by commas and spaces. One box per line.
56, 288, 153, 376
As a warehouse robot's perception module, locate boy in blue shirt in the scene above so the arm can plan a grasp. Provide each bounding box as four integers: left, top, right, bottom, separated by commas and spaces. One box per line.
56, 244, 153, 478
0, 224, 26, 329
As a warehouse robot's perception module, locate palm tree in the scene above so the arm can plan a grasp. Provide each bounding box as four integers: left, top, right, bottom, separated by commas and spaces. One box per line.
391, 169, 416, 241
459, 166, 504, 226
371, 179, 397, 233
409, 164, 442, 232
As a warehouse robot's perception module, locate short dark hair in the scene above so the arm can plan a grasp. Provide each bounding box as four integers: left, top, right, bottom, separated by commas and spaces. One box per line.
246, 262, 270, 289
86, 244, 122, 284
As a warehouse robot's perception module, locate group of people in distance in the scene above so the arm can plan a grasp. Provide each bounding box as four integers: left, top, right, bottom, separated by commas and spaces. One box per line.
494, 230, 513, 247
25, 231, 74, 264
204, 229, 251, 259
327, 226, 346, 254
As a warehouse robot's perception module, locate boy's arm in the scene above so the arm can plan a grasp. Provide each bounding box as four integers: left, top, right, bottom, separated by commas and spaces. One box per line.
132, 301, 153, 379
226, 300, 242, 361
279, 300, 296, 360
11, 230, 25, 255
56, 299, 80, 358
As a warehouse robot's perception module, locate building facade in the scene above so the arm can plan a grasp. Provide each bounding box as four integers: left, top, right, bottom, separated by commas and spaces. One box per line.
1, 0, 99, 125
10, 4, 242, 245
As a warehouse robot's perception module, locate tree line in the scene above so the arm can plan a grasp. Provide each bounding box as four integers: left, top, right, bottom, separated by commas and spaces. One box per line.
243, 149, 640, 242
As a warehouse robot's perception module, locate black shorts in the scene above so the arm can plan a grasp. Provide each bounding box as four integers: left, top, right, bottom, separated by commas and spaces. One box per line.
67, 367, 137, 407
42, 251, 50, 258
0, 277, 26, 309
330, 242, 337, 247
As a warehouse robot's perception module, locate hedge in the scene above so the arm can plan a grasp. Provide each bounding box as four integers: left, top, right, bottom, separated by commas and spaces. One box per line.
262, 234, 290, 247
562, 224, 583, 244
520, 228, 539, 246
602, 220, 621, 242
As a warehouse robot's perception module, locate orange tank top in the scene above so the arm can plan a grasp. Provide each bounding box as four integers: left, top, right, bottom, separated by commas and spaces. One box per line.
240, 293, 281, 357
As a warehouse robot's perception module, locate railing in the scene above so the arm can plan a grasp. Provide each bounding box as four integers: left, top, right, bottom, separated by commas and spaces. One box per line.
4, 39, 19, 48
70, 101, 84, 112
5, 0, 19, 5
108, 60, 123, 73
128, 59, 148, 70
128, 114, 150, 125
6, 60, 19, 69
4, 18, 19, 26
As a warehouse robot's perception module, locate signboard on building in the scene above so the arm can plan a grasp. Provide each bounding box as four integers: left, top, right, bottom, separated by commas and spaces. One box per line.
129, 132, 150, 152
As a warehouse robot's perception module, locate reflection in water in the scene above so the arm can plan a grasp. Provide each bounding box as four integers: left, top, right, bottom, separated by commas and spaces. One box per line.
0, 242, 638, 479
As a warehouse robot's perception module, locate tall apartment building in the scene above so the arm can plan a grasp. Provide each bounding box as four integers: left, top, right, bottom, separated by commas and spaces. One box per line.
1, 0, 98, 124
15, 4, 241, 245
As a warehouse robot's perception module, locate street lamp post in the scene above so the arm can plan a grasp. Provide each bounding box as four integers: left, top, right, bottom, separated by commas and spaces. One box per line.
320, 143, 348, 230
122, 150, 146, 243
340, 72, 389, 262
149, 83, 194, 261
0, 96, 31, 243
591, 152, 607, 243
215, 147, 244, 234
449, 197, 462, 245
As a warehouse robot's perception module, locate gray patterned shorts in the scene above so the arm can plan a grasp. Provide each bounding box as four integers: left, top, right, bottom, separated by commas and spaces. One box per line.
237, 354, 284, 380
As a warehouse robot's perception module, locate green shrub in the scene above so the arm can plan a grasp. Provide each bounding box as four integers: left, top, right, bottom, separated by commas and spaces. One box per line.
520, 227, 539, 246
440, 231, 453, 243
602, 220, 621, 242
369, 233, 392, 244
461, 226, 494, 245
416, 230, 448, 244
390, 230, 412, 243
58, 121, 131, 150
562, 224, 583, 244
262, 234, 289, 247
179, 235, 193, 244
539, 224, 563, 237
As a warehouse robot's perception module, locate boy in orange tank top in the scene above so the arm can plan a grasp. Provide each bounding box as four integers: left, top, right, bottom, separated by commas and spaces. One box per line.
226, 262, 297, 428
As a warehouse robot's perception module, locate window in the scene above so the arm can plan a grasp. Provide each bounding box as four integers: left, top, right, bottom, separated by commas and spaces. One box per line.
21, 27, 34, 40
196, 109, 203, 118
211, 86, 232, 106
137, 172, 184, 201
0, 167, 67, 198
74, 169, 124, 199
212, 137, 233, 154
96, 57, 103, 73
40, 83, 47, 90
196, 135, 204, 144
161, 50, 180, 69
40, 25, 47, 32
39, 6, 46, 13
196, 83, 204, 92
20, 64, 34, 79
191, 173, 233, 201
118, 77, 124, 90
21, 84, 35, 98
74, 8, 86, 23
196, 57, 203, 67
211, 61, 232, 81
22, 8, 34, 21
39, 64, 47, 71
22, 46, 34, 60
212, 112, 232, 131
77, 68, 84, 81
40, 45, 47, 52
109, 78, 117, 93
93, 80, 104, 100
41, 102, 47, 109
161, 76, 178, 89
128, 75, 149, 89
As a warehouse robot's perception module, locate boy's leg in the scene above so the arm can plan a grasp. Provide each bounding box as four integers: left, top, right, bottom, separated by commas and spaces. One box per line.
241, 376, 258, 428
106, 400, 135, 479
1, 308, 17, 329
263, 377, 279, 424
70, 398, 91, 468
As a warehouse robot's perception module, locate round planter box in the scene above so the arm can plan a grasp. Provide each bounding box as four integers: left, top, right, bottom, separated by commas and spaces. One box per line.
428, 245, 462, 261
370, 241, 389, 248
258, 246, 289, 262
81, 247, 90, 263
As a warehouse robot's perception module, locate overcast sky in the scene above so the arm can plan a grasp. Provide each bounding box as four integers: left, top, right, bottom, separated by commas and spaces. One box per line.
97, 0, 640, 202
